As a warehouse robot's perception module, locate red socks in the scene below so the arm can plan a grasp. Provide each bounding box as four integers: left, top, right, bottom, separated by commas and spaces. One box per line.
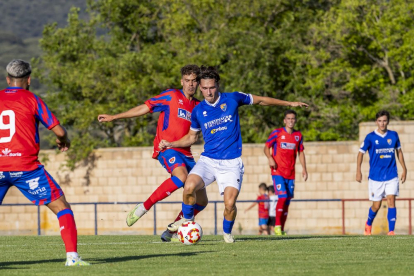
57, 209, 77, 253
143, 176, 184, 210
275, 198, 286, 226
281, 202, 290, 231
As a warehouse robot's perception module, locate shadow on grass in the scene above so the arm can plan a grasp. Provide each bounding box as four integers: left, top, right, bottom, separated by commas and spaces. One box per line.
237, 235, 357, 241
0, 251, 214, 269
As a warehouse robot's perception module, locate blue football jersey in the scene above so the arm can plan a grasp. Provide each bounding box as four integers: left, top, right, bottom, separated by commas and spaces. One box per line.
190, 92, 253, 159
359, 130, 401, 181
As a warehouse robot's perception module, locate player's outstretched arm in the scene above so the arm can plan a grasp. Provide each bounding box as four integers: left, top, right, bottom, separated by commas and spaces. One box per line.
251, 95, 308, 108
51, 125, 71, 152
159, 130, 199, 150
396, 149, 407, 183
244, 202, 257, 213
299, 151, 308, 181
263, 145, 277, 170
98, 104, 151, 122
356, 152, 364, 182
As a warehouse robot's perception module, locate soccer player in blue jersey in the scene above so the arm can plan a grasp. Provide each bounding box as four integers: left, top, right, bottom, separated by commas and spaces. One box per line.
160, 66, 308, 243
356, 110, 407, 236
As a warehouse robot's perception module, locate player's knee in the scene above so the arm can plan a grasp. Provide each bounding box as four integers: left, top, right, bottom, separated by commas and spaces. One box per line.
224, 201, 236, 213
183, 181, 197, 195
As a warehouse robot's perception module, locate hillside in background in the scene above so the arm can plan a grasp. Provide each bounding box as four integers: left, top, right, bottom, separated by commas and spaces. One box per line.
0, 0, 87, 88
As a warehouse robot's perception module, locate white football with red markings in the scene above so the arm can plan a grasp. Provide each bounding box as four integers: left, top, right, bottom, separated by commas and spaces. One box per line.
177, 221, 203, 245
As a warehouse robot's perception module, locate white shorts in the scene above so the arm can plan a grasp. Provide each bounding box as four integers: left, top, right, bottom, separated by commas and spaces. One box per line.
189, 155, 244, 196
369, 177, 399, 201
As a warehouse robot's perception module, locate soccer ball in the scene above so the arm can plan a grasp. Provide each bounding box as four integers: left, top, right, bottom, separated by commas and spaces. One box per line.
177, 221, 203, 245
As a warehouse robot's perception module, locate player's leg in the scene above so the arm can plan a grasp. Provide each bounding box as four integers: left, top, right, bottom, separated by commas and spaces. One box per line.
13, 167, 89, 266
280, 179, 294, 234
365, 179, 384, 235
222, 186, 239, 243
273, 175, 288, 236
385, 177, 399, 235
162, 188, 208, 242
126, 150, 189, 227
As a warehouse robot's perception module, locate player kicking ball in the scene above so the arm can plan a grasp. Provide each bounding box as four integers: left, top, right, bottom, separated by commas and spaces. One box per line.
264, 110, 308, 236
98, 65, 208, 242
0, 60, 89, 266
356, 110, 407, 236
159, 66, 308, 243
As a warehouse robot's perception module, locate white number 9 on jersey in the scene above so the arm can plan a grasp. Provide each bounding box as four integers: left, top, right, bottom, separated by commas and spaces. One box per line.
0, 110, 16, 143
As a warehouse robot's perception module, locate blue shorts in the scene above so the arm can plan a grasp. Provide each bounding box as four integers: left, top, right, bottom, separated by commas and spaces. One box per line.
272, 175, 295, 198
259, 218, 268, 226
158, 149, 196, 174
0, 166, 64, 206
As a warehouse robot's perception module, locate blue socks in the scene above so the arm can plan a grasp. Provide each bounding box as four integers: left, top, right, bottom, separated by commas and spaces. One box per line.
223, 218, 235, 234
182, 202, 195, 219
367, 207, 377, 226
387, 207, 397, 232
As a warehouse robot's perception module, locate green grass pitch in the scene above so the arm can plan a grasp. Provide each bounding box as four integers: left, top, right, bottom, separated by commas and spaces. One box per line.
1, 235, 414, 275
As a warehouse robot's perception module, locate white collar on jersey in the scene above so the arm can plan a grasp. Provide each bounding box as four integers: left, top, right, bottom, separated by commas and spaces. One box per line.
374, 129, 388, 138
204, 92, 221, 107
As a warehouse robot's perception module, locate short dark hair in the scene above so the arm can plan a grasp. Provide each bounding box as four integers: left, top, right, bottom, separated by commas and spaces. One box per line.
376, 110, 390, 121
284, 109, 297, 118
181, 64, 200, 76
196, 65, 220, 83
268, 185, 275, 194
259, 183, 267, 190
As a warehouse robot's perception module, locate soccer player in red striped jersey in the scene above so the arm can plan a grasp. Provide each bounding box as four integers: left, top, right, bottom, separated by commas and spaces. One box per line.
98, 65, 208, 241
264, 110, 308, 235
0, 59, 89, 266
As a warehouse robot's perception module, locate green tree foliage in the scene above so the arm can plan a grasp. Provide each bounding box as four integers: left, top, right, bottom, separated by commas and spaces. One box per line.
34, 0, 414, 168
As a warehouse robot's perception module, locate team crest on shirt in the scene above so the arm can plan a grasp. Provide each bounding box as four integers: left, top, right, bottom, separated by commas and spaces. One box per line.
276, 184, 281, 190
387, 139, 392, 145
169, 157, 176, 164
295, 136, 300, 142
220, 103, 227, 111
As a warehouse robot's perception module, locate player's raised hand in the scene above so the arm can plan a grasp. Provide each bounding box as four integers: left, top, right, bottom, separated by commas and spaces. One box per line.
98, 114, 115, 122
159, 140, 173, 150
56, 138, 70, 152
401, 170, 407, 184
356, 171, 362, 183
290, 102, 309, 108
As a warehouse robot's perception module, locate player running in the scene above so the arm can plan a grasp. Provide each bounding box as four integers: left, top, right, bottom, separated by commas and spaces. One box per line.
0, 59, 89, 266
159, 66, 308, 243
356, 110, 407, 236
263, 110, 308, 236
98, 65, 208, 242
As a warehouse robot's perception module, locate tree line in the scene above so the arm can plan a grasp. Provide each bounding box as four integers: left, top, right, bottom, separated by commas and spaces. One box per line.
33, 0, 414, 168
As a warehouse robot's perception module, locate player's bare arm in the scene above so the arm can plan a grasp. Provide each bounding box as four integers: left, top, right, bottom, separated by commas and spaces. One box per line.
396, 148, 407, 183
51, 125, 71, 152
263, 145, 277, 170
98, 104, 151, 122
251, 95, 309, 108
159, 129, 199, 150
244, 201, 257, 213
356, 152, 364, 183
299, 151, 308, 181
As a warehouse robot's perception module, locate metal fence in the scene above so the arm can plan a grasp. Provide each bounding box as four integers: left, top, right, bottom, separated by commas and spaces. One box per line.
2, 198, 412, 235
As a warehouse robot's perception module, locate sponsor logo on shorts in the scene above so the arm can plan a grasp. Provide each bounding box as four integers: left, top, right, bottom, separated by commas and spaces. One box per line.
27, 177, 46, 196
281, 142, 296, 150
169, 157, 176, 164
387, 139, 392, 145
177, 108, 191, 121
0, 148, 22, 157
10, 172, 23, 178
210, 126, 227, 134
0, 172, 4, 180
276, 184, 281, 190
371, 192, 374, 197
220, 103, 227, 111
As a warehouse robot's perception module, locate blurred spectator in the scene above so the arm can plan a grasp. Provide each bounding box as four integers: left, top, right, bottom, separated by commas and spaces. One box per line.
245, 183, 269, 235
267, 185, 278, 234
